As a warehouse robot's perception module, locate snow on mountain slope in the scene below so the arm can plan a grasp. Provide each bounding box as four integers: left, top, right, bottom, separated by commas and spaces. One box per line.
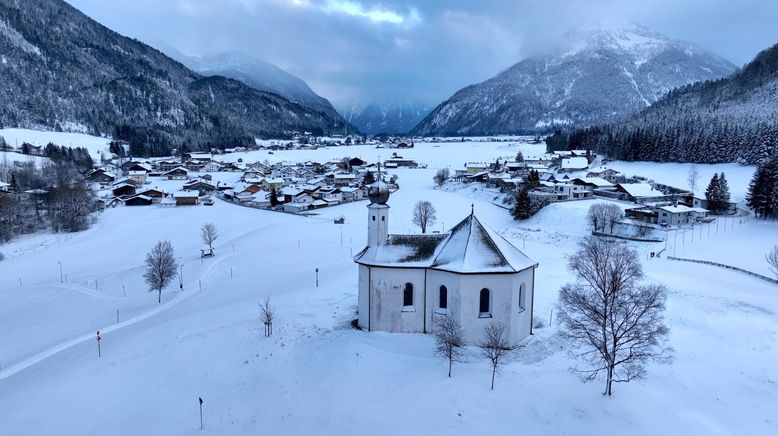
339, 101, 431, 135
412, 24, 737, 136
0, 128, 112, 161
169, 49, 341, 119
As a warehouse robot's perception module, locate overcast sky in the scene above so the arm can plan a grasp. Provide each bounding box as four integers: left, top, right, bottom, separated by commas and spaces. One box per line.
68, 0, 778, 107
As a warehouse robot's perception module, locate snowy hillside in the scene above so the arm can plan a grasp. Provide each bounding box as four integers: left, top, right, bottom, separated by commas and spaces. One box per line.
1, 140, 775, 435
0, 128, 113, 161
339, 101, 431, 135
168, 49, 342, 119
412, 24, 736, 136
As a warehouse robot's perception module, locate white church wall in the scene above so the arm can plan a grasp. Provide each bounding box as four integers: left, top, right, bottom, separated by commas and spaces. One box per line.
458, 274, 521, 347
357, 265, 370, 329
425, 270, 461, 334
510, 268, 535, 344
369, 267, 426, 333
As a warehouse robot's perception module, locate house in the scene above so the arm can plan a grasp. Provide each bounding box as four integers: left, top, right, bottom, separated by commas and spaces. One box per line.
465, 162, 488, 174
202, 161, 221, 172
349, 157, 366, 168
259, 178, 285, 192
128, 170, 148, 184
157, 160, 182, 172
571, 177, 615, 193
333, 173, 356, 187
112, 183, 136, 198
87, 169, 116, 184
163, 167, 189, 180
354, 184, 539, 347
124, 162, 152, 173
0, 181, 10, 192
183, 179, 217, 195
552, 183, 591, 200
136, 188, 166, 202
615, 183, 667, 203
658, 205, 695, 225
173, 191, 199, 206
185, 160, 206, 172
283, 202, 309, 213
123, 195, 154, 206
586, 168, 622, 182
559, 157, 589, 172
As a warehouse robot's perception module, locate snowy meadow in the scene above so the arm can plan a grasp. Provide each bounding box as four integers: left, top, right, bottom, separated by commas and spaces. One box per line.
0, 138, 776, 435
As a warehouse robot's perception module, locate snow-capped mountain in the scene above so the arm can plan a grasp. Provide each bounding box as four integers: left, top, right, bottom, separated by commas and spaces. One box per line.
411, 24, 737, 136
168, 50, 341, 119
0, 0, 352, 156
339, 102, 431, 135
564, 41, 778, 164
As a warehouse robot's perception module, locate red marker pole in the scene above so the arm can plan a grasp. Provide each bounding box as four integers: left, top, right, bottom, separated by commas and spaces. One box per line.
96, 330, 102, 358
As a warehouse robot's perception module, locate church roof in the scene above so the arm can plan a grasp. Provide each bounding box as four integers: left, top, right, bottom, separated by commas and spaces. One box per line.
354, 213, 537, 274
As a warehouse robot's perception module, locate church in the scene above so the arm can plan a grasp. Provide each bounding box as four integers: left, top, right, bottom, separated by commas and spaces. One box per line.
353, 181, 539, 347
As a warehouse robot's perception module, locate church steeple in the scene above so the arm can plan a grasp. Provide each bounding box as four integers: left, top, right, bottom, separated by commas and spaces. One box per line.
366, 173, 390, 246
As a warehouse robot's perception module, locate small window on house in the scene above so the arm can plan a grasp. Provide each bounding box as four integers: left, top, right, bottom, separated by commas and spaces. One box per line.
479, 288, 490, 315
519, 283, 526, 311
403, 283, 413, 307
372, 216, 376, 221
439, 285, 448, 309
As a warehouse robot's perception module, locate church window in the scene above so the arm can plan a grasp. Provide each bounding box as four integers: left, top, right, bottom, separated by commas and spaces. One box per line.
479, 288, 490, 315
439, 286, 448, 309
519, 283, 526, 311
403, 283, 413, 307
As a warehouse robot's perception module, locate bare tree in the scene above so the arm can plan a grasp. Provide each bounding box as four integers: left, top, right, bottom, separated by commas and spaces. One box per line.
587, 203, 606, 232
478, 322, 514, 390
558, 237, 672, 396
259, 296, 274, 336
602, 204, 624, 234
143, 240, 178, 304
766, 245, 778, 279
433, 168, 450, 187
687, 164, 700, 195
433, 316, 465, 377
200, 222, 218, 252
412, 200, 437, 233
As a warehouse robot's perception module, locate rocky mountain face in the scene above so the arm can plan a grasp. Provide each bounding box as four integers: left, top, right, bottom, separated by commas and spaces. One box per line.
169, 50, 342, 119
412, 25, 736, 137
339, 102, 431, 135
0, 0, 352, 155
562, 42, 778, 164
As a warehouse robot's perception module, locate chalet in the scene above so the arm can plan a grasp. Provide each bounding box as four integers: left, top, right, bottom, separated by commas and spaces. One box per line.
0, 181, 11, 192
571, 177, 615, 193
112, 183, 137, 198
658, 205, 695, 225
333, 173, 356, 187
128, 170, 148, 184
123, 195, 154, 206
185, 161, 206, 172
283, 203, 309, 214
88, 169, 116, 184
157, 160, 182, 172
136, 188, 166, 201
160, 197, 177, 207
163, 167, 189, 180
465, 162, 488, 174
259, 178, 285, 192
202, 161, 221, 172
183, 180, 217, 195
124, 162, 153, 173
586, 168, 622, 182
173, 191, 199, 206
186, 152, 212, 162
340, 186, 363, 202
349, 157, 366, 167
221, 162, 243, 172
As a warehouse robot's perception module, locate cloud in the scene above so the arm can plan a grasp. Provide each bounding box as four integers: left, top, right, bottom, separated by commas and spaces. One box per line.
67, 0, 778, 107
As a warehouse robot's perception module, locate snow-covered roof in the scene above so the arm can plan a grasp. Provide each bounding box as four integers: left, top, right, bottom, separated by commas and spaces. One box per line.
355, 213, 538, 273
173, 191, 198, 198
618, 183, 664, 199
659, 205, 694, 213
573, 177, 614, 187
560, 157, 589, 170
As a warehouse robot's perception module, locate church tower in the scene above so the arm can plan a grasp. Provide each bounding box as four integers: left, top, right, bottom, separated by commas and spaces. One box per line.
366, 181, 390, 246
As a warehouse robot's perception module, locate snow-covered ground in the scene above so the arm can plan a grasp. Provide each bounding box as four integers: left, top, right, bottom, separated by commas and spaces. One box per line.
0, 128, 113, 162
0, 142, 776, 435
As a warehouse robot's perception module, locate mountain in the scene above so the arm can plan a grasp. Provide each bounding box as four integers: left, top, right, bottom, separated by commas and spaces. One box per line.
0, 0, 352, 156
167, 49, 341, 119
561, 42, 778, 164
339, 102, 431, 135
411, 25, 736, 137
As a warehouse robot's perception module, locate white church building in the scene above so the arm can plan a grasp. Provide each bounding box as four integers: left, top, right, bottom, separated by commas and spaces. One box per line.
353, 182, 539, 347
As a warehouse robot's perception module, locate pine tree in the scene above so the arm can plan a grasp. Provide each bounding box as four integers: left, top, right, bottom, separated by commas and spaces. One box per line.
525, 169, 540, 189
747, 156, 778, 218
362, 170, 375, 186
705, 173, 722, 213
718, 172, 731, 211
511, 188, 533, 220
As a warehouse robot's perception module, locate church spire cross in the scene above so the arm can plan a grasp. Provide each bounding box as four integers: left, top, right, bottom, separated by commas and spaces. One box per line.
471, 203, 474, 215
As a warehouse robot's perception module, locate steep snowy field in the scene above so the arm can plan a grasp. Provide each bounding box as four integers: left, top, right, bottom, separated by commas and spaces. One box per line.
0, 128, 113, 161
0, 142, 775, 435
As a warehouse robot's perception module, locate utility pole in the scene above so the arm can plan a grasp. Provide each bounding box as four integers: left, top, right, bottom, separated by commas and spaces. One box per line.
315, 268, 319, 287
58, 261, 63, 283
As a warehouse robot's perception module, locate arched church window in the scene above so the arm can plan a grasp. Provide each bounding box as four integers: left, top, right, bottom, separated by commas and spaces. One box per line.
479, 288, 490, 314
439, 285, 448, 309
519, 283, 526, 311
403, 283, 413, 307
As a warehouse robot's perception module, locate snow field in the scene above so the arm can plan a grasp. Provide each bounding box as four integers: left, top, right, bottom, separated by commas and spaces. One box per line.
0, 141, 775, 435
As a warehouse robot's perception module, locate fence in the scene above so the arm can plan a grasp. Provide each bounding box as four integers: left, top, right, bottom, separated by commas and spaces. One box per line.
667, 256, 778, 285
